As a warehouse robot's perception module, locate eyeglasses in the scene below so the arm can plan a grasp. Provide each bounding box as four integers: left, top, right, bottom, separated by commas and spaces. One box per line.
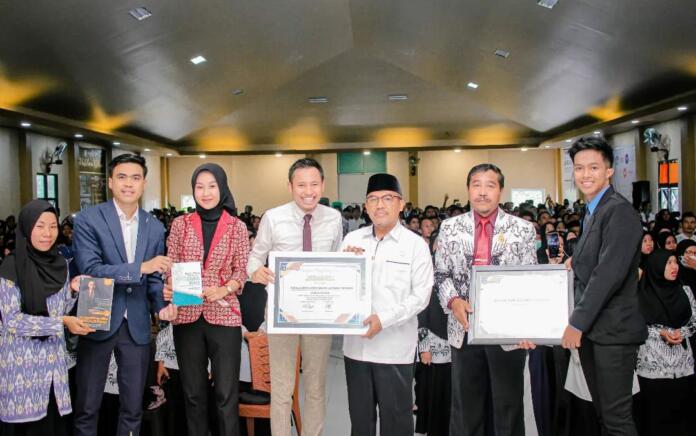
366, 194, 402, 206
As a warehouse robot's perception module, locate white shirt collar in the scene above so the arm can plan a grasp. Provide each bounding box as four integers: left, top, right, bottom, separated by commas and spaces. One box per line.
113, 199, 139, 223
361, 221, 403, 242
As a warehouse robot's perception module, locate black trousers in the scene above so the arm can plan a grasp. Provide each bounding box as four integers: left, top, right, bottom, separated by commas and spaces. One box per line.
344, 356, 415, 436
450, 344, 526, 436
636, 375, 695, 436
173, 318, 241, 436
578, 339, 638, 436
74, 320, 151, 436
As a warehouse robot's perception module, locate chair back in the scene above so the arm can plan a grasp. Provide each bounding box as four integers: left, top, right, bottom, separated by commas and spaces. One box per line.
247, 334, 272, 394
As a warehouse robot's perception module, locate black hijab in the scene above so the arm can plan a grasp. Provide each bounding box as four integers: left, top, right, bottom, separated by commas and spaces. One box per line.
0, 200, 67, 316
655, 231, 676, 251
640, 231, 653, 270
191, 164, 237, 262
677, 240, 696, 292
638, 249, 692, 329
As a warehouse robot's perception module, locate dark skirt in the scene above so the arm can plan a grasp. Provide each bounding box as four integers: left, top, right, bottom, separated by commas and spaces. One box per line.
0, 388, 69, 436
415, 362, 451, 436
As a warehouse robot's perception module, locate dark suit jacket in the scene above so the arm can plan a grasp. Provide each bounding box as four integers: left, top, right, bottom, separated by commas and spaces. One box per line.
73, 201, 167, 345
569, 186, 647, 345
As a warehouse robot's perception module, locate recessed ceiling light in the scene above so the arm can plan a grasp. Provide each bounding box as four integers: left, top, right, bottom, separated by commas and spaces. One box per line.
113, 141, 121, 146
565, 139, 573, 143
467, 82, 479, 89
631, 120, 640, 124
537, 0, 559, 9
128, 7, 152, 21
166, 153, 173, 157
233, 88, 245, 96
544, 145, 551, 148
363, 151, 371, 155
593, 131, 601, 135
388, 94, 408, 101
307, 97, 328, 104
453, 148, 462, 153
144, 148, 151, 152
521, 148, 529, 152
494, 49, 510, 59
275, 152, 283, 158
199, 154, 206, 159
677, 106, 688, 111
190, 55, 207, 65
74, 133, 83, 139
20, 121, 31, 127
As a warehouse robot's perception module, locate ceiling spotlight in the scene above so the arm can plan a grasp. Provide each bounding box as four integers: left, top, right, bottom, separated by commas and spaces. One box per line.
537, 0, 559, 9
453, 148, 462, 153
166, 153, 173, 157
128, 7, 152, 21
593, 131, 602, 135
521, 148, 529, 152
113, 141, 121, 146
494, 49, 510, 59
190, 55, 207, 65
363, 151, 371, 155
20, 121, 31, 127
544, 145, 551, 148
275, 152, 282, 157
467, 82, 479, 89
631, 120, 640, 124
233, 88, 245, 96
677, 106, 688, 111
565, 139, 573, 143
144, 148, 151, 152
388, 94, 408, 101
307, 97, 328, 104
74, 133, 83, 139
199, 154, 206, 159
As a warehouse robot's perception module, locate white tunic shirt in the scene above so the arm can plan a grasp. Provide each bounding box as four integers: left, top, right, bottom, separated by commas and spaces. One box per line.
342, 223, 433, 364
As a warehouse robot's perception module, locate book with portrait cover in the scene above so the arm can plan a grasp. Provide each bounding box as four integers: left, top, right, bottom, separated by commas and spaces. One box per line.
77, 277, 114, 331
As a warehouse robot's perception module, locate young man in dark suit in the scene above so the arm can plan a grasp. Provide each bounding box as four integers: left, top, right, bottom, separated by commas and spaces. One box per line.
73, 154, 177, 436
561, 137, 647, 436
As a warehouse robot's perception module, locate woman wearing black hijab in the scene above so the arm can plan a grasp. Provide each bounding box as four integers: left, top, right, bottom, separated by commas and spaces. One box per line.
163, 164, 250, 436
635, 249, 696, 436
655, 230, 678, 252
0, 200, 93, 435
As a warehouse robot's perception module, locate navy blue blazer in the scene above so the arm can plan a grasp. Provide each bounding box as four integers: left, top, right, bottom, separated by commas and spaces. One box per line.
73, 201, 167, 345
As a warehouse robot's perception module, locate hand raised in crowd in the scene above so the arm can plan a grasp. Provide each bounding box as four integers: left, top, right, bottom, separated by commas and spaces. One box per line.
156, 362, 170, 385
70, 274, 91, 293
420, 351, 432, 365
251, 266, 275, 285
564, 256, 573, 271
561, 325, 582, 349
141, 255, 173, 275
547, 249, 565, 265
163, 275, 173, 301
683, 254, 696, 271
363, 314, 383, 339
62, 316, 96, 336
517, 340, 537, 350
660, 328, 683, 345
158, 304, 178, 322
451, 298, 473, 330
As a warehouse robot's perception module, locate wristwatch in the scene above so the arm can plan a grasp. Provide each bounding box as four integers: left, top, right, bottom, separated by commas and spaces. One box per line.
225, 283, 234, 295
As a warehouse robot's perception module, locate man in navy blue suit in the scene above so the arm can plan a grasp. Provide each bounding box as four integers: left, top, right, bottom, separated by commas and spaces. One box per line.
73, 154, 177, 436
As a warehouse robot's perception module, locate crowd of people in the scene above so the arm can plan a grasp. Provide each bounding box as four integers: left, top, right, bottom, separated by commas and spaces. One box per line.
0, 136, 695, 436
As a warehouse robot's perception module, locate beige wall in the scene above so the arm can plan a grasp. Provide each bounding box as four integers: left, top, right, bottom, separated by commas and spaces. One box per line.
387, 151, 411, 202
418, 148, 558, 207
313, 152, 338, 202
0, 128, 21, 218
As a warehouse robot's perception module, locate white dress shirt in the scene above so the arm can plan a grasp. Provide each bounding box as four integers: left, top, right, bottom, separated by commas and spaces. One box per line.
676, 233, 696, 243
342, 223, 433, 364
114, 200, 138, 319
247, 202, 343, 276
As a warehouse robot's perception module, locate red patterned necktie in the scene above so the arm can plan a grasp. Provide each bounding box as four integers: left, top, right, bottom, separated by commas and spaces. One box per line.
303, 214, 312, 251
474, 218, 490, 265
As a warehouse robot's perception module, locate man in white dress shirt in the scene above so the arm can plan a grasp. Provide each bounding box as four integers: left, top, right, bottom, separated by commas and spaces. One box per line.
247, 158, 343, 436
342, 173, 433, 436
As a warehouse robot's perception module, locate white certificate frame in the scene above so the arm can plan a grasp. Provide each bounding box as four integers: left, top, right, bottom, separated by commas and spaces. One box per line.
267, 251, 372, 335
468, 265, 574, 345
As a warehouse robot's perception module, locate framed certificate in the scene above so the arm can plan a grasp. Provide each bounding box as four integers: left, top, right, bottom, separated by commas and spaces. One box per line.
267, 252, 372, 335
468, 265, 574, 345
